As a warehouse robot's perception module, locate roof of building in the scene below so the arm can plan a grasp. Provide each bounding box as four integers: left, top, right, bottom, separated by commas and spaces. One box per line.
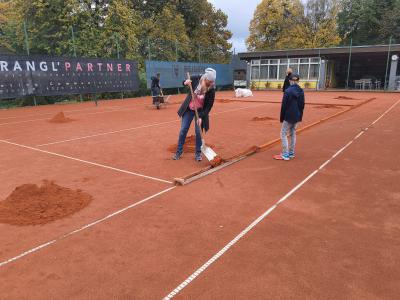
230, 54, 247, 70
238, 44, 400, 60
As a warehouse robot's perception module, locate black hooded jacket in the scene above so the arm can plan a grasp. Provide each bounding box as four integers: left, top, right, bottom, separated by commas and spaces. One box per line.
177, 74, 215, 132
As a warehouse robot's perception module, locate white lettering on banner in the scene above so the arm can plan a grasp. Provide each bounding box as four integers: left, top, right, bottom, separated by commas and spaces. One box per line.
0, 61, 134, 73
0, 61, 9, 71
26, 61, 35, 71
52, 62, 58, 72
13, 61, 22, 71
39, 62, 48, 71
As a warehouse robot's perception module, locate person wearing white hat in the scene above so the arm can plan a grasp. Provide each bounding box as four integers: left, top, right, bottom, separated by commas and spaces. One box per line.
174, 68, 217, 161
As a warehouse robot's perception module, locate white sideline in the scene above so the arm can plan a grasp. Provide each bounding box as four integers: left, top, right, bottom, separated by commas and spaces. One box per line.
0, 103, 131, 121
0, 105, 144, 126
0, 140, 172, 184
0, 186, 176, 268
36, 119, 180, 146
163, 99, 400, 299
35, 103, 269, 147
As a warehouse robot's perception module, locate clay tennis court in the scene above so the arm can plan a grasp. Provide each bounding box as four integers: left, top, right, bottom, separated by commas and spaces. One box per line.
0, 90, 399, 299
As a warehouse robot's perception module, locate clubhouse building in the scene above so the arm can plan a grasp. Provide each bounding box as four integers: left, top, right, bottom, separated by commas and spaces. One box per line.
238, 44, 400, 91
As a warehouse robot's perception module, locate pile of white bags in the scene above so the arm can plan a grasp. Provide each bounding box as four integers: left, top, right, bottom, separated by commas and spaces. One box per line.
235, 88, 253, 98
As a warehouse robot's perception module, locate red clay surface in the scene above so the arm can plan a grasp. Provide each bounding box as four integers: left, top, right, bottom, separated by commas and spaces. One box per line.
0, 91, 372, 180
0, 90, 399, 299
0, 180, 92, 226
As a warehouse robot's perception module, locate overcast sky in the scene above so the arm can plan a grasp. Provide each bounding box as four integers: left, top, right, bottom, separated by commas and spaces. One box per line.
208, 0, 261, 53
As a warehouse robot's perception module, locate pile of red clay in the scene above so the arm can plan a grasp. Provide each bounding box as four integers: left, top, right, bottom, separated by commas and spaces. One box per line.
314, 104, 343, 109
49, 111, 74, 123
0, 181, 92, 226
252, 116, 277, 121
210, 155, 225, 168
168, 135, 215, 153
334, 95, 357, 100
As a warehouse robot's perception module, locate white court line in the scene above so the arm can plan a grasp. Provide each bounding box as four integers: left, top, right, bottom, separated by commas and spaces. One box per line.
163, 99, 400, 299
0, 104, 145, 126
0, 140, 172, 184
37, 119, 180, 147
0, 103, 130, 121
0, 186, 176, 268
36, 103, 269, 147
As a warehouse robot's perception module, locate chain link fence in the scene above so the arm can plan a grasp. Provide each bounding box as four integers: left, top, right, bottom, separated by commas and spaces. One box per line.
0, 22, 234, 108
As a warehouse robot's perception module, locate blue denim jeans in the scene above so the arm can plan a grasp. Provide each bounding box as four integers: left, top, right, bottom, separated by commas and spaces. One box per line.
177, 109, 202, 155
281, 121, 298, 157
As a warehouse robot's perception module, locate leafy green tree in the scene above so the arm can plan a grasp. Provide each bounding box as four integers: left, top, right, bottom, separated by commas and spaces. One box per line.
132, 0, 232, 63
67, 0, 110, 57
246, 0, 307, 50
378, 0, 400, 43
174, 0, 232, 62
337, 0, 399, 45
303, 0, 341, 48
101, 0, 140, 59
9, 0, 82, 55
0, 0, 18, 52
145, 4, 190, 62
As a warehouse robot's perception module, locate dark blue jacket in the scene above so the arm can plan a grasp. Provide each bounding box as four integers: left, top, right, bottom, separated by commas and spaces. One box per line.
151, 76, 160, 89
280, 84, 305, 123
177, 75, 215, 132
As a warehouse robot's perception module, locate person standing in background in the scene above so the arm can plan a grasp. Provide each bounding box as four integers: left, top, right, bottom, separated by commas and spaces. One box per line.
151, 73, 161, 97
274, 73, 305, 161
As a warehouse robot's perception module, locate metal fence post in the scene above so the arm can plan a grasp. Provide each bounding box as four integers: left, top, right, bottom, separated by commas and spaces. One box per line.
71, 26, 83, 102
71, 26, 77, 57
24, 20, 37, 106
175, 40, 178, 62
115, 34, 121, 59
316, 48, 321, 91
114, 34, 124, 99
345, 38, 353, 89
148, 37, 151, 61
23, 21, 30, 56
384, 37, 392, 91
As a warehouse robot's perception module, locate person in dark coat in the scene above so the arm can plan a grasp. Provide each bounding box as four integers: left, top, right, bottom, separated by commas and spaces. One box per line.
151, 73, 161, 97
282, 68, 293, 92
274, 73, 305, 161
173, 68, 216, 161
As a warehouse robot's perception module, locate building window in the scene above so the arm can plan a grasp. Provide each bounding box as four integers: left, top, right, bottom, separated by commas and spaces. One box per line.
269, 65, 278, 79
289, 64, 299, 74
251, 57, 320, 81
260, 65, 268, 80
309, 64, 319, 79
299, 64, 310, 79
251, 66, 259, 80
278, 59, 288, 79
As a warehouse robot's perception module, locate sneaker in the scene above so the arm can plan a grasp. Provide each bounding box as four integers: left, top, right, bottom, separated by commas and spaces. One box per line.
273, 154, 290, 161
172, 152, 183, 160
195, 153, 202, 162
289, 153, 295, 159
